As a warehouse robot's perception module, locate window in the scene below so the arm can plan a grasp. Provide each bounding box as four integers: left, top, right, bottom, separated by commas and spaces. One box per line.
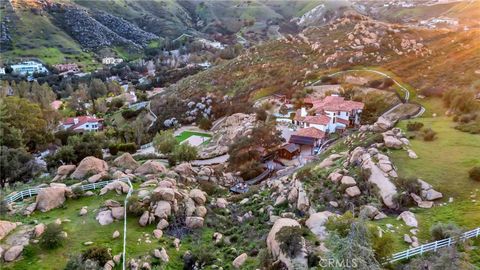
86, 124, 89, 128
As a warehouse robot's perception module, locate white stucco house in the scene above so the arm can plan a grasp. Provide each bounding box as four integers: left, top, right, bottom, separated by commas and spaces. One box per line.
11, 61, 49, 75
60, 116, 103, 132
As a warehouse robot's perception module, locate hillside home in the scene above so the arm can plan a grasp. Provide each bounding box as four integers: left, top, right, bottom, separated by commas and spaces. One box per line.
53, 63, 80, 75
60, 116, 103, 132
11, 61, 48, 75
289, 95, 364, 152
102, 57, 123, 65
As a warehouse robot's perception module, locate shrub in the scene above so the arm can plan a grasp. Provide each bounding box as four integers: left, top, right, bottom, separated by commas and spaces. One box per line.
396, 177, 421, 194
108, 144, 119, 155
325, 211, 355, 238
71, 186, 85, 198
172, 143, 198, 164
369, 227, 395, 260
275, 226, 304, 258
406, 121, 424, 131
430, 223, 462, 241
64, 255, 88, 270
82, 246, 112, 266
469, 167, 480, 182
197, 117, 212, 130
121, 108, 143, 119
153, 129, 177, 154
0, 200, 9, 215
127, 195, 145, 216
256, 108, 268, 122
40, 223, 64, 249
455, 120, 480, 134
422, 128, 437, 141
118, 143, 137, 153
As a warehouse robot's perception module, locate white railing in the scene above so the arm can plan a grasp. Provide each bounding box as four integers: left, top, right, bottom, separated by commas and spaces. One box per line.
2, 178, 130, 204
386, 227, 480, 263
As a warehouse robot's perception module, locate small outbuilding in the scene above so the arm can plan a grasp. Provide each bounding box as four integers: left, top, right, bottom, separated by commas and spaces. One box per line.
277, 143, 300, 160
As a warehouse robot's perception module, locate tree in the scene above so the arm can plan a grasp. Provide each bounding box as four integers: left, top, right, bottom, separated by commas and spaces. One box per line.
30, 81, 56, 109
153, 129, 178, 154
326, 221, 381, 270
88, 79, 107, 112
0, 146, 36, 187
228, 123, 283, 179
172, 143, 198, 164
2, 96, 49, 150
131, 113, 148, 146
68, 85, 89, 114
0, 99, 23, 148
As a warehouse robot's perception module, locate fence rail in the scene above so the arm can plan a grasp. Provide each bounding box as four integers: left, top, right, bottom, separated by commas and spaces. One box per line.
3, 178, 130, 204
387, 227, 480, 263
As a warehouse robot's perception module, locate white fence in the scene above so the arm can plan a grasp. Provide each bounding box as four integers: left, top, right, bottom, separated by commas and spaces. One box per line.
387, 227, 480, 263
3, 178, 130, 204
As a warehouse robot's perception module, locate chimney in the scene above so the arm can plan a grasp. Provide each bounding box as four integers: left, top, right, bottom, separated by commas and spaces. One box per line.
73, 118, 79, 125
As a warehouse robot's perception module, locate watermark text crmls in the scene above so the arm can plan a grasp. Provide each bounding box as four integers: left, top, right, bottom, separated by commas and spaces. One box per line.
318, 259, 359, 268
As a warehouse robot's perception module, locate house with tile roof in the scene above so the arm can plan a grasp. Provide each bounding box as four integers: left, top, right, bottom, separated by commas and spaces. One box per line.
60, 116, 103, 133
288, 94, 364, 151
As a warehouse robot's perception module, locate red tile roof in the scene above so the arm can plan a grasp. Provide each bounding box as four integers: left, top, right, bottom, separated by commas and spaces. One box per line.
303, 115, 331, 125
63, 116, 103, 131
307, 95, 365, 113
292, 127, 326, 139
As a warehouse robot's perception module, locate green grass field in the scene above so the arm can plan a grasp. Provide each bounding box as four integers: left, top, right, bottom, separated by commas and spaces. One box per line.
389, 114, 480, 246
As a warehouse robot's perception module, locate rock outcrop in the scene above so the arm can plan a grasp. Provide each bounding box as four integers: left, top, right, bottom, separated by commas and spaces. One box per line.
0, 220, 17, 240
113, 153, 139, 171
35, 187, 68, 212
199, 113, 257, 158
71, 156, 108, 179
267, 218, 308, 270
135, 160, 166, 175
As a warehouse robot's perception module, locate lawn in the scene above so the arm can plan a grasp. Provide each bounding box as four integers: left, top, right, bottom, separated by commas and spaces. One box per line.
389, 115, 480, 241
175, 131, 211, 144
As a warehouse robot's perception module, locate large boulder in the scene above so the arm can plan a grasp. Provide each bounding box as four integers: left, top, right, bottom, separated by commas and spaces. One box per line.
71, 156, 108, 179
35, 187, 67, 212
154, 201, 172, 219
423, 189, 443, 201
100, 180, 130, 195
267, 218, 308, 270
383, 135, 403, 149
185, 217, 204, 229
153, 188, 175, 202
111, 207, 124, 220
345, 186, 361, 197
397, 211, 418, 227
53, 164, 76, 181
135, 160, 166, 175
372, 117, 394, 132
113, 153, 140, 171
139, 211, 150, 227
189, 189, 207, 205
305, 211, 336, 241
4, 245, 23, 262
0, 220, 17, 240
363, 159, 397, 208
34, 223, 45, 238
174, 163, 196, 178
96, 210, 114, 225
233, 253, 248, 269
